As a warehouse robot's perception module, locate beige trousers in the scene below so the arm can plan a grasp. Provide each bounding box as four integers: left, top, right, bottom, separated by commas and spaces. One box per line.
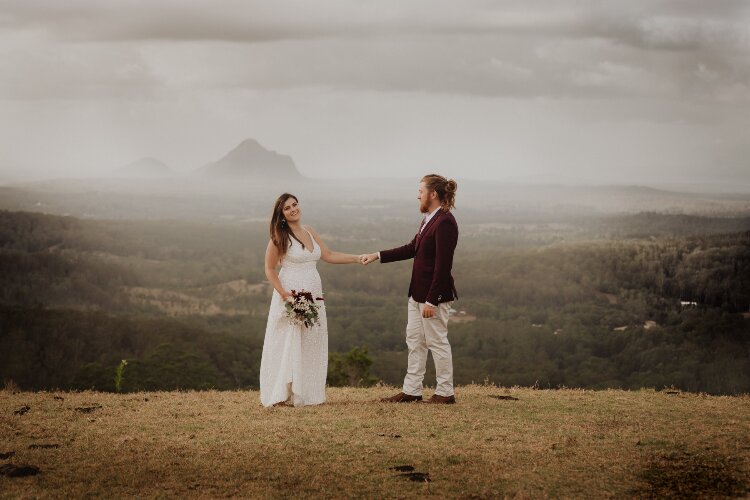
403, 297, 454, 397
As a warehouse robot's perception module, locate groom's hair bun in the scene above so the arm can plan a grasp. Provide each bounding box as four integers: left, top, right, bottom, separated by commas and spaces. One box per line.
422, 174, 457, 212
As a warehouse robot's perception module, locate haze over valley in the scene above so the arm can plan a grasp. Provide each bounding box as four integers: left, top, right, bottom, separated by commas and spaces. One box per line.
1, 1, 748, 396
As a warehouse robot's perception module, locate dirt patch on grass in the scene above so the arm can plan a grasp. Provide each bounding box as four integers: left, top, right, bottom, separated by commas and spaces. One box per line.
28, 444, 59, 449
388, 465, 430, 483
635, 449, 748, 498
490, 395, 519, 401
402, 472, 430, 482
0, 464, 40, 477
13, 405, 30, 415
74, 404, 102, 413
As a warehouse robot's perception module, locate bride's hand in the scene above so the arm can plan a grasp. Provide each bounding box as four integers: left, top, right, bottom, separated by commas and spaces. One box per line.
360, 253, 379, 265
280, 290, 292, 301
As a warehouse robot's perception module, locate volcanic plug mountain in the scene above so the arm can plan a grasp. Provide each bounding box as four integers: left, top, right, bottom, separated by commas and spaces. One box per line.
198, 139, 301, 179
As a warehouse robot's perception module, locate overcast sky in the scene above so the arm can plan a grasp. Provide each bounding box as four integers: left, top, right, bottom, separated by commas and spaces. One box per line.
1, 0, 748, 187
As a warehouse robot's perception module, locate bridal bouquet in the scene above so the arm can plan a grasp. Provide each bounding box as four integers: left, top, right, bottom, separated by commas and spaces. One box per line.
284, 289, 324, 328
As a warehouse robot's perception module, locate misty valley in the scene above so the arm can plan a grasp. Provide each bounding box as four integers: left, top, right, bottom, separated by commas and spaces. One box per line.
1, 179, 749, 395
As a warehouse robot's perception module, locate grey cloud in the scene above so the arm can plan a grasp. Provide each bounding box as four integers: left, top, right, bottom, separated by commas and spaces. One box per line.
191, 34, 746, 102
0, 0, 748, 102
0, 0, 484, 42
2, 0, 747, 48
0, 6, 613, 46
0, 43, 162, 100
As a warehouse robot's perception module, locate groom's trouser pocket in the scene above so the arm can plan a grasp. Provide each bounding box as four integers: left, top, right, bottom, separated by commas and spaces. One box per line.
403, 298, 453, 396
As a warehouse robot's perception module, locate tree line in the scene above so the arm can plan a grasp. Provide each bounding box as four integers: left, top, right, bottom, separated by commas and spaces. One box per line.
0, 210, 748, 394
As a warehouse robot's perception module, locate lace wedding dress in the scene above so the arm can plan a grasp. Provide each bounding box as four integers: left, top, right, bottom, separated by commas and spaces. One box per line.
259, 229, 328, 407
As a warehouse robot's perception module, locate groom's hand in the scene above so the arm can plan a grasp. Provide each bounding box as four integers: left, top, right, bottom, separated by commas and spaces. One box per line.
360, 253, 379, 265
422, 304, 435, 318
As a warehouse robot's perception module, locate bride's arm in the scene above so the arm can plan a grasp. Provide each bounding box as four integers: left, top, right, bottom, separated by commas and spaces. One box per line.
306, 226, 360, 264
264, 239, 291, 299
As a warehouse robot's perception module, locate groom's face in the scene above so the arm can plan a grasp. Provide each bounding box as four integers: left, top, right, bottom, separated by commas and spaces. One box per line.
418, 182, 435, 213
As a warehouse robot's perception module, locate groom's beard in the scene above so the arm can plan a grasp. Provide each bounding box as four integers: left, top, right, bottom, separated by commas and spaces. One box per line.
420, 200, 430, 213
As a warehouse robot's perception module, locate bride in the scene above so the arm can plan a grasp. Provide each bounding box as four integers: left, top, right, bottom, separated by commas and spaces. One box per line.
260, 193, 362, 407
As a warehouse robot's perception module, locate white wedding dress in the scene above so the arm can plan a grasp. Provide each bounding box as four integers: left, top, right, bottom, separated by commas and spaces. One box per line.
259, 229, 328, 407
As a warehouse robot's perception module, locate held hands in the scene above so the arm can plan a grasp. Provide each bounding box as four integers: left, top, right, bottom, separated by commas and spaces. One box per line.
359, 253, 379, 265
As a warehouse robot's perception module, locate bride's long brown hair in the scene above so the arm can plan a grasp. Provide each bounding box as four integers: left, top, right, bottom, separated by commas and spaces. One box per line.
269, 193, 306, 261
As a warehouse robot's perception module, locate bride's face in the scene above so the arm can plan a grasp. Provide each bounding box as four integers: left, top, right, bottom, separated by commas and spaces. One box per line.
282, 197, 301, 223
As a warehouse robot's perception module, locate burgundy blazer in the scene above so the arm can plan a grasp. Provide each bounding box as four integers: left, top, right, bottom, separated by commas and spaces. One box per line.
380, 209, 458, 305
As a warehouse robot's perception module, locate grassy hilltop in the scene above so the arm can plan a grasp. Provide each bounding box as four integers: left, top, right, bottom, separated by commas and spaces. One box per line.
2, 385, 749, 498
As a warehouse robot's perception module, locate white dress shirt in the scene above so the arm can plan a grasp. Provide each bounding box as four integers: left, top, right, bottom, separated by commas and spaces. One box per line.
421, 206, 441, 233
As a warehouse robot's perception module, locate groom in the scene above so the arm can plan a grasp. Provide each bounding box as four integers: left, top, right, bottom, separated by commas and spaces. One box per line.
362, 174, 459, 404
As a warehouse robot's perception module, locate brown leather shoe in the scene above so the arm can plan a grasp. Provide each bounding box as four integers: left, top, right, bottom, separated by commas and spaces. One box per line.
380, 392, 423, 403
419, 394, 456, 404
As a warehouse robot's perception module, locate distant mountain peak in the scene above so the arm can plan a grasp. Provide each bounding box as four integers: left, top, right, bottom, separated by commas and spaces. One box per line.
223, 138, 270, 161
199, 138, 301, 179
235, 138, 263, 150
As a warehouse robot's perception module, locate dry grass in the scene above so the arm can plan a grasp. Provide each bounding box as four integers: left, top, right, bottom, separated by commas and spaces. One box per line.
1, 385, 749, 498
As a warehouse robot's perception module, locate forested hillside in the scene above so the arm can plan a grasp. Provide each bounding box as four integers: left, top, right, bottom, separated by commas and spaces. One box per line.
1, 209, 748, 394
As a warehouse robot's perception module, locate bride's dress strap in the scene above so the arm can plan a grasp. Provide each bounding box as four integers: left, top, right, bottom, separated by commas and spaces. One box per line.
304, 227, 317, 249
